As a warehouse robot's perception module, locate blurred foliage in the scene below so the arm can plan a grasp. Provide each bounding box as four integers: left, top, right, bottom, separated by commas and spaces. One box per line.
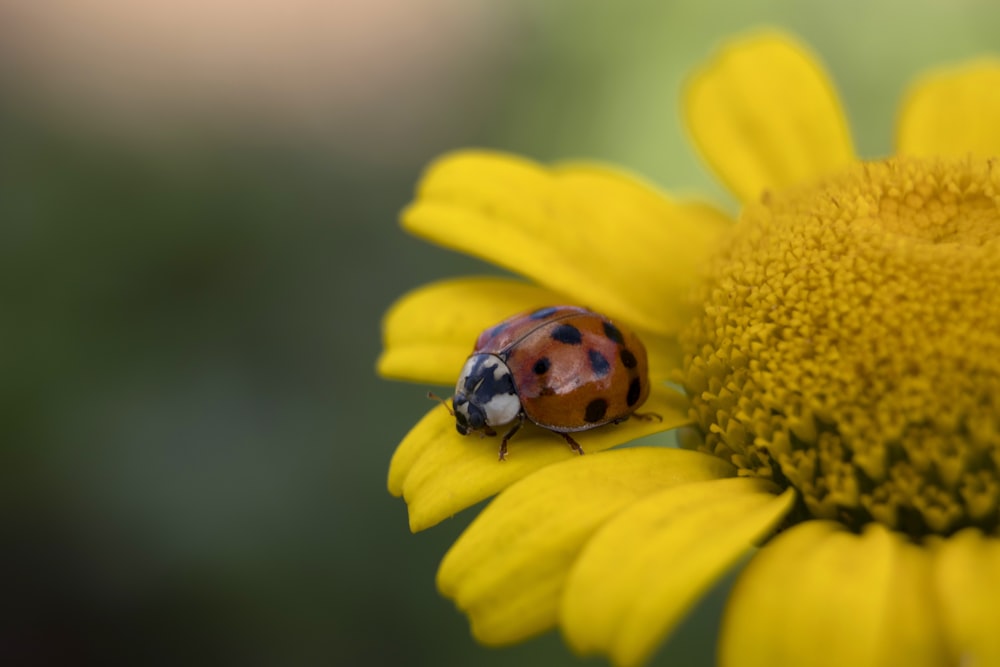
2, 0, 999, 665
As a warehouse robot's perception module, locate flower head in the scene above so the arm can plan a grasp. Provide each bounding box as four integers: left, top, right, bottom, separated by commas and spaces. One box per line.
379, 30, 1000, 667
685, 156, 1000, 538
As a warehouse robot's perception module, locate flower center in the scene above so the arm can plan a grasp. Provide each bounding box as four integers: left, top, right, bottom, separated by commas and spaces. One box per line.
681, 157, 1000, 539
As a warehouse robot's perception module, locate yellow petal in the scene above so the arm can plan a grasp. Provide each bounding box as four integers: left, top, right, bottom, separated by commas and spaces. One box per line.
402, 151, 731, 337
684, 31, 855, 203
932, 528, 1000, 665
878, 533, 950, 667
377, 277, 563, 385
388, 384, 692, 532
437, 448, 735, 645
720, 522, 945, 667
560, 479, 795, 667
378, 276, 680, 385
896, 59, 1000, 158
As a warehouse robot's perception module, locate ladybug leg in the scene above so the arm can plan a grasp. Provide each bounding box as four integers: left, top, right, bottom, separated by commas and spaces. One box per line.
497, 415, 524, 462
556, 432, 585, 456
611, 412, 661, 426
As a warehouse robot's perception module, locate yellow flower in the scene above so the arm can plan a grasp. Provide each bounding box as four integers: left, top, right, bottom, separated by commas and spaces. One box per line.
378, 30, 1000, 667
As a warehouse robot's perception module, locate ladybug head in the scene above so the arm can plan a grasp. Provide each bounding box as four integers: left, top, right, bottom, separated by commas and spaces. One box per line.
453, 353, 521, 436
452, 397, 486, 435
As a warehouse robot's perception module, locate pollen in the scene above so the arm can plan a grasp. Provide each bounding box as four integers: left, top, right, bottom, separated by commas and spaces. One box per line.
681, 157, 1000, 539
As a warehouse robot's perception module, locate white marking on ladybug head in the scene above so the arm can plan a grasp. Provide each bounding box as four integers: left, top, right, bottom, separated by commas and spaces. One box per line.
453, 353, 521, 435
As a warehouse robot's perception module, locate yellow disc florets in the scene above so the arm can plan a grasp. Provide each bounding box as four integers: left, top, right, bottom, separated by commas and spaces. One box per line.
681, 157, 1000, 539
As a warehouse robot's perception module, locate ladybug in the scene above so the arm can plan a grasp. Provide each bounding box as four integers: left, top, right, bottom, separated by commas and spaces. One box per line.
446, 305, 652, 461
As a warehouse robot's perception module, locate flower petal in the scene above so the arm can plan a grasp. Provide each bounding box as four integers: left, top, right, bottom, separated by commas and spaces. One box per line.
402, 151, 731, 337
378, 276, 680, 385
932, 528, 1000, 665
560, 479, 795, 667
878, 532, 950, 667
684, 31, 854, 203
377, 277, 563, 385
896, 59, 1000, 158
388, 384, 692, 532
437, 448, 736, 645
720, 522, 946, 667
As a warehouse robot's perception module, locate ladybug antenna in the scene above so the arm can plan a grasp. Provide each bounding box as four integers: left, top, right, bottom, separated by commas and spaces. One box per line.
427, 391, 455, 416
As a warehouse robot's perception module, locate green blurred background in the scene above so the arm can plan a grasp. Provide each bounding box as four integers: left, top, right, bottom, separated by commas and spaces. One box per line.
2, 1, 997, 665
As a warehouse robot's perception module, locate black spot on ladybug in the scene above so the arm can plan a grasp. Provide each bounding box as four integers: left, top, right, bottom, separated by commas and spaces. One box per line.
603, 321, 625, 344
488, 321, 509, 338
584, 398, 609, 423
530, 306, 558, 320
620, 348, 638, 369
626, 378, 642, 407
588, 349, 610, 377
551, 324, 582, 345
533, 357, 550, 374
